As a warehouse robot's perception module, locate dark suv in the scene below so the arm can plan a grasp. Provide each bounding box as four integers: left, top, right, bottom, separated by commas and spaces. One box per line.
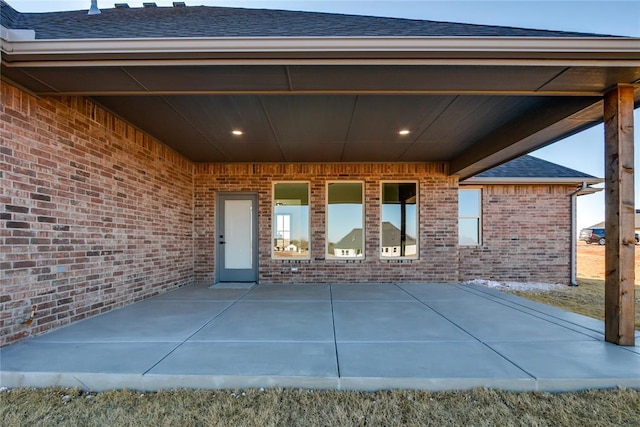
582, 228, 606, 245
580, 227, 640, 245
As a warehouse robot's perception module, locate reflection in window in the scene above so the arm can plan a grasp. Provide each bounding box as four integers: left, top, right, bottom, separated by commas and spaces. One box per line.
276, 214, 291, 241
459, 189, 481, 246
273, 183, 310, 259
381, 182, 418, 258
327, 182, 364, 259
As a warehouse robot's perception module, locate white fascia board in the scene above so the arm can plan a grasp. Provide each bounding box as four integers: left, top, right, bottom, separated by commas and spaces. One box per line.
2, 36, 640, 64
460, 177, 604, 185
575, 187, 603, 196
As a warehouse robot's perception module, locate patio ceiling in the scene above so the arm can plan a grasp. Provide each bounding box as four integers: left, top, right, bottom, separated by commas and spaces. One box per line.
2, 37, 640, 178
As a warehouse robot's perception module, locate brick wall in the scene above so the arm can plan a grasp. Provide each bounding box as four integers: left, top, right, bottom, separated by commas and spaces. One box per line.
1, 83, 194, 346
194, 163, 459, 284
0, 80, 578, 347
459, 184, 573, 284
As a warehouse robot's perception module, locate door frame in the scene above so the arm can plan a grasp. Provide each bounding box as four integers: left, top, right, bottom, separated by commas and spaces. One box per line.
215, 192, 259, 283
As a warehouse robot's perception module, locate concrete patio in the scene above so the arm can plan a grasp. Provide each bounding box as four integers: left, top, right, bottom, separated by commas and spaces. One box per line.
1, 283, 639, 392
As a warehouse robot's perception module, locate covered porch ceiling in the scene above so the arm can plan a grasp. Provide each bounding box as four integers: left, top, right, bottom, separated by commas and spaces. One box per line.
2, 37, 640, 178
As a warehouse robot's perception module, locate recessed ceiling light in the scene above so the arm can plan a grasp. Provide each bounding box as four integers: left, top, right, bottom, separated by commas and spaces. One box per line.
231, 130, 243, 136
398, 129, 410, 135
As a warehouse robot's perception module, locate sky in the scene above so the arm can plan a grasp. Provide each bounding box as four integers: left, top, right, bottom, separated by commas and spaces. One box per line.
6, 0, 640, 231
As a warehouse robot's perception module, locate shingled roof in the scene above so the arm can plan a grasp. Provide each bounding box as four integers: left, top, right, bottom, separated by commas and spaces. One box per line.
464, 155, 602, 184
0, 1, 609, 39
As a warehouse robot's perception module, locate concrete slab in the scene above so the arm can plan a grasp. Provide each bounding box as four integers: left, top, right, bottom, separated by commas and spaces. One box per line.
0, 371, 149, 391
337, 342, 534, 391
399, 283, 474, 301
427, 299, 597, 343
331, 284, 414, 301
0, 341, 175, 373
333, 301, 474, 342
1, 283, 638, 392
462, 284, 607, 336
210, 282, 257, 289
154, 284, 250, 301
243, 284, 330, 301
489, 341, 640, 390
625, 345, 640, 355
149, 342, 338, 378
190, 301, 334, 342
35, 301, 232, 343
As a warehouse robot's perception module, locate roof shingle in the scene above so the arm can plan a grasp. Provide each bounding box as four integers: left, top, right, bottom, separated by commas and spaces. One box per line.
474, 155, 599, 180
0, 1, 612, 40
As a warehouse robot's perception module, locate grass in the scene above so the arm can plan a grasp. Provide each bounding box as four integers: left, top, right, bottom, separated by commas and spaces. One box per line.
509, 278, 640, 329
2, 387, 640, 426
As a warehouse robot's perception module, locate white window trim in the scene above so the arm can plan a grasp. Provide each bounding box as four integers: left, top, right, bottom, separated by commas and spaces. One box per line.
325, 180, 365, 260
458, 187, 482, 247
272, 181, 311, 260
380, 180, 419, 260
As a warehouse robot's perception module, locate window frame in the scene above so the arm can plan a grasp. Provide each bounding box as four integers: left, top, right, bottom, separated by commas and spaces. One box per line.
325, 180, 366, 260
379, 180, 419, 260
458, 187, 482, 247
272, 181, 311, 260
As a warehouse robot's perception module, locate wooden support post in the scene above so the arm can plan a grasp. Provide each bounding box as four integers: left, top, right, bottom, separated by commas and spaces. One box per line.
604, 85, 635, 346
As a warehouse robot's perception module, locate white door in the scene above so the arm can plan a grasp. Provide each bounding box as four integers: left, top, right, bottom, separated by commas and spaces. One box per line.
217, 193, 258, 282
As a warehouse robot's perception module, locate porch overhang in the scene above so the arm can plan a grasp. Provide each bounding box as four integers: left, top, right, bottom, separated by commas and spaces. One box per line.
2, 34, 639, 179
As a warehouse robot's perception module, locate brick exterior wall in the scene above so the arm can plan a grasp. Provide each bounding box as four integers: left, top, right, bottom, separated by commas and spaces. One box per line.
1, 81, 577, 347
459, 184, 574, 284
194, 163, 459, 284
1, 83, 194, 346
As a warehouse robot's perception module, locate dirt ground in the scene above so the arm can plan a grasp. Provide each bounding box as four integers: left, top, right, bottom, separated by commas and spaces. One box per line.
577, 241, 640, 285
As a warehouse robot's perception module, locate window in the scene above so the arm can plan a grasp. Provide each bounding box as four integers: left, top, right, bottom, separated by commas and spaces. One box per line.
381, 182, 418, 258
327, 182, 364, 259
459, 189, 481, 246
275, 214, 291, 242
273, 182, 310, 259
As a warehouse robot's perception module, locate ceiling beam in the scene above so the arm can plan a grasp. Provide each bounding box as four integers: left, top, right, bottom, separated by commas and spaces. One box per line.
449, 97, 603, 179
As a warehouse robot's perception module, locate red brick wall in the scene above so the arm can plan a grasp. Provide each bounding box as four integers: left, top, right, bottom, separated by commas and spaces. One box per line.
459, 184, 573, 284
0, 81, 578, 347
1, 83, 194, 346
194, 163, 459, 284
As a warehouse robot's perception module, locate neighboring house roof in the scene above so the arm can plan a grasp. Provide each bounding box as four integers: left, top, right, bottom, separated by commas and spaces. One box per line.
462, 155, 603, 185
0, 2, 609, 39
585, 222, 605, 229
381, 222, 417, 248
334, 222, 416, 249
587, 211, 640, 230
334, 228, 363, 251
